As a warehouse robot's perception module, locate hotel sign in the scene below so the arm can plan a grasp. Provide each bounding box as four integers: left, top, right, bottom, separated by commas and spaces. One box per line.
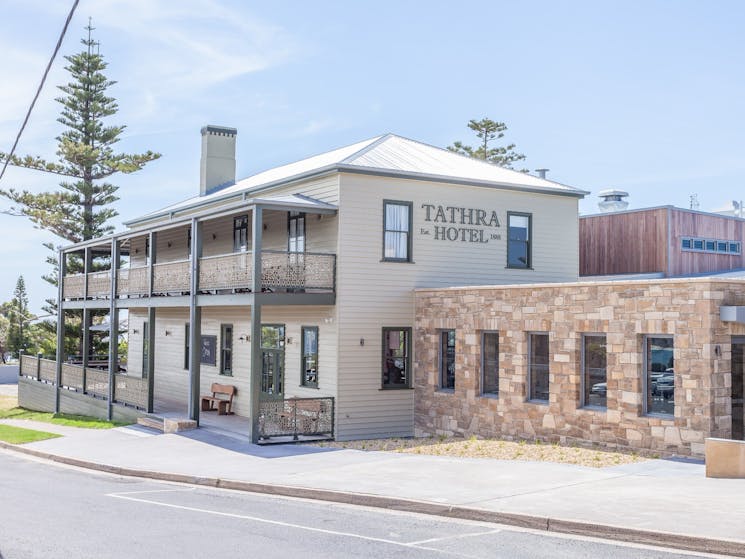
420, 204, 501, 243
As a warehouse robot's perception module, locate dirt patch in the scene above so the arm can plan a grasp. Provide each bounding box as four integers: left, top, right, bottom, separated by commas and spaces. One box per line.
313, 436, 648, 468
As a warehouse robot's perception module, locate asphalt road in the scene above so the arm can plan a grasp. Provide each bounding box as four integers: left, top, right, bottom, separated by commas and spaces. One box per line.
0, 450, 725, 559
0, 364, 18, 385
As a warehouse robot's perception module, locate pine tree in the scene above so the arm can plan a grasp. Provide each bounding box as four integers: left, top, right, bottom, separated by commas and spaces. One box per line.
448, 118, 527, 171
6, 276, 32, 357
0, 22, 160, 337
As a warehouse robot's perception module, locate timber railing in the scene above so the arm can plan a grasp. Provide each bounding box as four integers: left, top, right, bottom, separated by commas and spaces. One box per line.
258, 396, 334, 442
19, 355, 148, 410
117, 266, 149, 297
152, 259, 191, 294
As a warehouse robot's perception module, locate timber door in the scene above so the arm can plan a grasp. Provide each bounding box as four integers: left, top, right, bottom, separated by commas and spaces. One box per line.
732, 338, 745, 440
261, 325, 285, 398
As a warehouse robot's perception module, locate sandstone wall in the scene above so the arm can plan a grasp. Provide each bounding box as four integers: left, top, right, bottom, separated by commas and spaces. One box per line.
414, 279, 745, 457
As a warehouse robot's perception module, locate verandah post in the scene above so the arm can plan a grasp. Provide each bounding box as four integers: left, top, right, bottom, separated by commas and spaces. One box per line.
249, 205, 263, 443
187, 218, 202, 422
107, 238, 120, 421
55, 249, 66, 412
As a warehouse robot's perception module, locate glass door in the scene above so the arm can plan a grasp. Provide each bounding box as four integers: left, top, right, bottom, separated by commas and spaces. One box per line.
261, 325, 285, 399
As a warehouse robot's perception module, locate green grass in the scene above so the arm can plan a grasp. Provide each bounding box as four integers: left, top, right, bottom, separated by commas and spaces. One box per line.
0, 424, 61, 444
0, 407, 129, 429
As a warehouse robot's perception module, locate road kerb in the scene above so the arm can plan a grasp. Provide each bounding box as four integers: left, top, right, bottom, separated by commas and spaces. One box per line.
1, 440, 742, 557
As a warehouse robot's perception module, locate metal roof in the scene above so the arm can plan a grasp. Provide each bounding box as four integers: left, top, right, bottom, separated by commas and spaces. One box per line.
125, 133, 587, 226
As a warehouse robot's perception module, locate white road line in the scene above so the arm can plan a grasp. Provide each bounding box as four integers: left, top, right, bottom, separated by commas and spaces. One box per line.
405, 529, 502, 546
105, 492, 484, 558
107, 488, 196, 496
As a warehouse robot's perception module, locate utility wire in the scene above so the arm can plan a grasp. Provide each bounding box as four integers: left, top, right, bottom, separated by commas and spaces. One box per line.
0, 0, 80, 182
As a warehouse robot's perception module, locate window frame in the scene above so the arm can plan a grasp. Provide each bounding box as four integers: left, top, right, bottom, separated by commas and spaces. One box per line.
506, 211, 532, 269
643, 334, 675, 418
580, 333, 607, 409
527, 331, 549, 403
220, 323, 233, 376
288, 211, 306, 253
301, 326, 319, 388
382, 200, 413, 263
381, 327, 412, 389
439, 329, 456, 391
481, 331, 499, 397
184, 323, 190, 370
233, 214, 248, 252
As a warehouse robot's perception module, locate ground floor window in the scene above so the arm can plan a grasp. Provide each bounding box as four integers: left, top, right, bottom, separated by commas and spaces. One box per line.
220, 324, 233, 376
142, 321, 150, 379
440, 330, 456, 390
301, 326, 318, 388
382, 327, 411, 389
582, 334, 607, 408
645, 335, 674, 416
481, 332, 499, 395
184, 323, 189, 370
528, 332, 549, 402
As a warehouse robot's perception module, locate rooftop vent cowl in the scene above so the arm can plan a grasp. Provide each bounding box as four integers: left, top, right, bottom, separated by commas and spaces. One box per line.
598, 189, 629, 213
200, 125, 237, 196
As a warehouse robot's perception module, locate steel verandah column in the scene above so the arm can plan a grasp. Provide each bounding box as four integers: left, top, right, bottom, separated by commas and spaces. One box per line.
54, 249, 66, 413
187, 218, 202, 423
146, 306, 156, 413
249, 205, 263, 443
107, 238, 120, 421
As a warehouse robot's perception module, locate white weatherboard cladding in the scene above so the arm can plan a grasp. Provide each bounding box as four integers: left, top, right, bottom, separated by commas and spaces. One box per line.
129, 306, 338, 418
334, 173, 579, 440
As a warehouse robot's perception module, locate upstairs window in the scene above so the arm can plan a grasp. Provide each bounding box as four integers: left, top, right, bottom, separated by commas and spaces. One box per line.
507, 212, 531, 269
233, 215, 248, 252
383, 201, 412, 262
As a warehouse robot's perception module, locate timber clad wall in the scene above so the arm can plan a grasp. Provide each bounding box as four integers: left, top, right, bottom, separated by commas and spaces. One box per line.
579, 208, 668, 276
414, 278, 744, 457
129, 305, 337, 418
580, 207, 745, 277
335, 173, 579, 440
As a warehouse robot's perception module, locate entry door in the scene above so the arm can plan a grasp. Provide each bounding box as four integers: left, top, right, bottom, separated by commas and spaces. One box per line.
261, 325, 285, 399
732, 338, 745, 440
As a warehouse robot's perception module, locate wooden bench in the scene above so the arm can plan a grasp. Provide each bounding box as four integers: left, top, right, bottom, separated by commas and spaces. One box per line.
200, 383, 237, 415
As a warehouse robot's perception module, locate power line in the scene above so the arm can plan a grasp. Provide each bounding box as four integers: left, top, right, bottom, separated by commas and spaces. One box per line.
0, 0, 81, 182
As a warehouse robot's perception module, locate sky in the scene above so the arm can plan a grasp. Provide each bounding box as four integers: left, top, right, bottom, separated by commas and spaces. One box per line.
1, 0, 745, 313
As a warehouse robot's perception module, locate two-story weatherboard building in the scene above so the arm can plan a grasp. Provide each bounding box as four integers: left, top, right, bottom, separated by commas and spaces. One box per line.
18, 127, 584, 443
18, 127, 745, 456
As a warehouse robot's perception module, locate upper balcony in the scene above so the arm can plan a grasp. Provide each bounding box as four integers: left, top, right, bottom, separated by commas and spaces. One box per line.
59, 196, 337, 308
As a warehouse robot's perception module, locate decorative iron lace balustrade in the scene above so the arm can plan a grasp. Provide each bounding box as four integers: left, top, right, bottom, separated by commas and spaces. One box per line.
62, 251, 335, 299
199, 253, 253, 291
117, 266, 149, 296
114, 374, 148, 409
61, 363, 84, 391
258, 396, 334, 441
260, 251, 335, 292
85, 368, 109, 399
152, 260, 190, 294
20, 355, 39, 379
87, 271, 111, 298
63, 274, 85, 299
39, 358, 57, 384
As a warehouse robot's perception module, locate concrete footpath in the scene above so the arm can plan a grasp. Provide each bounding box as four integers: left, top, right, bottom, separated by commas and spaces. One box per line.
1, 417, 744, 557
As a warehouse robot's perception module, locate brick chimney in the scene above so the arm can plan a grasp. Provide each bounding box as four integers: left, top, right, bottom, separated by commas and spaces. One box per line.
200, 125, 237, 195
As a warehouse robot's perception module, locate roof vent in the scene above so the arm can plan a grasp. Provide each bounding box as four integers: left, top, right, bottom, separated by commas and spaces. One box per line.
598, 189, 629, 213
200, 125, 237, 196
535, 168, 549, 179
